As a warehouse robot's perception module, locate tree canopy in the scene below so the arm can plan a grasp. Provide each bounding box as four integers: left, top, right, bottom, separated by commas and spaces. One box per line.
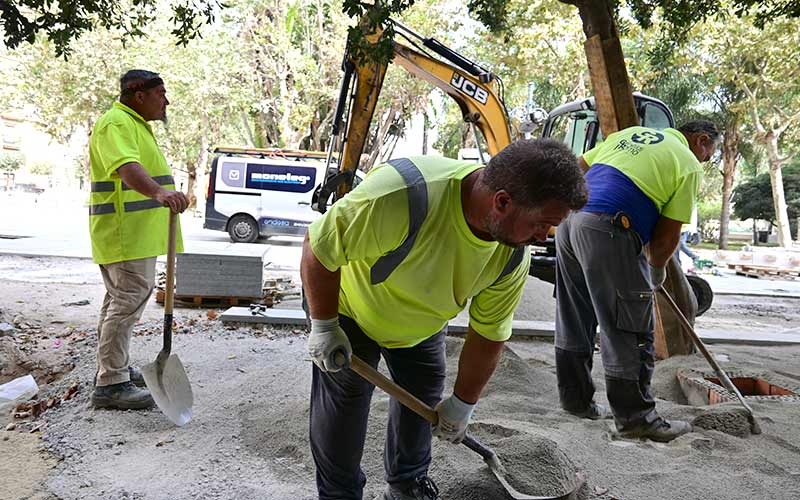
0, 0, 221, 57
732, 164, 800, 237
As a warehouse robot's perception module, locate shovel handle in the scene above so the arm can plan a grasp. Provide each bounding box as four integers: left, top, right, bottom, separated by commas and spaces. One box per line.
162, 211, 178, 354
347, 354, 496, 461
349, 355, 438, 423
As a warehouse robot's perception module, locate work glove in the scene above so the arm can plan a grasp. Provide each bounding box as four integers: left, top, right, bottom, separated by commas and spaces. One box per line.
307, 317, 352, 372
649, 264, 666, 290
433, 394, 476, 444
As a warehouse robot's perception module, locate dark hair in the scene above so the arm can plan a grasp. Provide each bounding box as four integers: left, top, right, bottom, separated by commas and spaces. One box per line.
483, 138, 588, 210
678, 120, 720, 144
119, 69, 163, 101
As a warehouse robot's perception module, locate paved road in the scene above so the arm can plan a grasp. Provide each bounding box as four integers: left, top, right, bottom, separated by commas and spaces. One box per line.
2, 189, 799, 329
0, 190, 301, 263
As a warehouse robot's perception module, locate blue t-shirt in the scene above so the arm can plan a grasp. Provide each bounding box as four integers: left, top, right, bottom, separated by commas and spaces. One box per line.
582, 164, 659, 244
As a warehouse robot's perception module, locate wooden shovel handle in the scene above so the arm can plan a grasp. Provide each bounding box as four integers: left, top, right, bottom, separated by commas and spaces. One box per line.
164, 211, 177, 316
348, 354, 439, 424
347, 354, 498, 461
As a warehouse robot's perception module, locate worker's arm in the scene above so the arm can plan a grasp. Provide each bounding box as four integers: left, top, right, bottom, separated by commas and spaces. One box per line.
453, 328, 505, 403
300, 232, 341, 319
647, 215, 684, 268
578, 156, 590, 174
117, 162, 188, 213
433, 327, 505, 443
301, 232, 352, 372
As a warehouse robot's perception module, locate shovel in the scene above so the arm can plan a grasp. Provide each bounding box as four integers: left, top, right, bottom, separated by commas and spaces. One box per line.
336, 352, 584, 500
142, 211, 193, 426
658, 288, 761, 435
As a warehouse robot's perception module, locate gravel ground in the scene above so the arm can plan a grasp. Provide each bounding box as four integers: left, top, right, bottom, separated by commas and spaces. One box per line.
2, 255, 800, 500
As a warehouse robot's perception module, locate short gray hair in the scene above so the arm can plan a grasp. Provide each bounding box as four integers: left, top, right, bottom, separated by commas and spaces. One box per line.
119, 69, 163, 100
483, 139, 588, 210
678, 120, 720, 144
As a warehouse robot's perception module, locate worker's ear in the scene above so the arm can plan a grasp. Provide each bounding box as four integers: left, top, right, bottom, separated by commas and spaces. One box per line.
493, 190, 513, 214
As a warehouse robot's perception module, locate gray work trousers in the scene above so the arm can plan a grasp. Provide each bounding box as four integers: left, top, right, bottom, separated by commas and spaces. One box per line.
96, 257, 156, 386
554, 212, 659, 430
310, 315, 446, 500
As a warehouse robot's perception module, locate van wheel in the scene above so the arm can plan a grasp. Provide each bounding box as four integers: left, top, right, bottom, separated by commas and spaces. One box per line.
228, 215, 259, 243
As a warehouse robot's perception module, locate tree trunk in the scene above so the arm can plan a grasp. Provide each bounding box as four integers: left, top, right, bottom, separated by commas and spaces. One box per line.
422, 111, 429, 155
718, 123, 740, 250
764, 132, 793, 247
367, 103, 400, 169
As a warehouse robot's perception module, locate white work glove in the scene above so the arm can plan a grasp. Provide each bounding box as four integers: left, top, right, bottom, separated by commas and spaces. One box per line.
307, 318, 352, 372
649, 264, 666, 290
433, 394, 476, 444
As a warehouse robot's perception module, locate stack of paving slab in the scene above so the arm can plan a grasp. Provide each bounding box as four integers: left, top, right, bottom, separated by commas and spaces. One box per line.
176, 253, 263, 298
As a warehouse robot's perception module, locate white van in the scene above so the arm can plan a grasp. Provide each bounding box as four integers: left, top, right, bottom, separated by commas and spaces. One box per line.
204, 147, 332, 243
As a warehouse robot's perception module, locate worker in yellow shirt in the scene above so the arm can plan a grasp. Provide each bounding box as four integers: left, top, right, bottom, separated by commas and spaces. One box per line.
301, 139, 589, 500
88, 70, 188, 410
555, 121, 719, 442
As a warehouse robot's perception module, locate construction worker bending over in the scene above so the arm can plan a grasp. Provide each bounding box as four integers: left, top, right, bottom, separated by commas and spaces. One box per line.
301, 139, 588, 500
554, 121, 719, 442
88, 70, 188, 410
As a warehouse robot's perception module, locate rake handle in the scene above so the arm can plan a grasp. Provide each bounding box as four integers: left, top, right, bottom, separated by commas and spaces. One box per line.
658, 288, 756, 417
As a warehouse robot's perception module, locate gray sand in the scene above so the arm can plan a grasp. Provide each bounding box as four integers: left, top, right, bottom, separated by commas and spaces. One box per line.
6, 316, 800, 499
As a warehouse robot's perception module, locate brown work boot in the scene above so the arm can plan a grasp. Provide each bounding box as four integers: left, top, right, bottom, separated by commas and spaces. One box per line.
619, 419, 692, 442
383, 476, 439, 500
91, 381, 155, 410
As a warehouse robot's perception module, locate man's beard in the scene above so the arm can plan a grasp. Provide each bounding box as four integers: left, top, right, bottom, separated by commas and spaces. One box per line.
160, 111, 168, 126
483, 213, 521, 247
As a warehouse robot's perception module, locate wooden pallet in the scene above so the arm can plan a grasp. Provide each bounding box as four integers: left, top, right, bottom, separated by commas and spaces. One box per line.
154, 289, 266, 308
727, 264, 800, 280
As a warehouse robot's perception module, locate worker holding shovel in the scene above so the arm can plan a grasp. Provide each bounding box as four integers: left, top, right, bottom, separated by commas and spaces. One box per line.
301, 139, 588, 500
554, 120, 719, 441
88, 70, 188, 410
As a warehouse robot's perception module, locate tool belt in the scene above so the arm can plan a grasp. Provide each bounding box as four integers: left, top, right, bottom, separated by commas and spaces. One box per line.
611, 211, 632, 231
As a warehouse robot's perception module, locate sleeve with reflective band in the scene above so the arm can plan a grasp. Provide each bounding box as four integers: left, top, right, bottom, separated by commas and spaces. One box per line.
468, 247, 530, 342
309, 156, 524, 348
581, 127, 703, 221
308, 165, 410, 272
88, 102, 183, 265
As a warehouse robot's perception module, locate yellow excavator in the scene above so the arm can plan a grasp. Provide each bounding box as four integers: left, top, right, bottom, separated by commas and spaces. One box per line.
310, 19, 512, 212
311, 18, 713, 315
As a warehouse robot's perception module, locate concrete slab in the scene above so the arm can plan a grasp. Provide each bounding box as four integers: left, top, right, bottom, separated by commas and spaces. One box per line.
220, 307, 800, 346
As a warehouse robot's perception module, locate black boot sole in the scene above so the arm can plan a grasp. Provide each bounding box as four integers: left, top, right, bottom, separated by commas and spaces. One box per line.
91, 394, 155, 410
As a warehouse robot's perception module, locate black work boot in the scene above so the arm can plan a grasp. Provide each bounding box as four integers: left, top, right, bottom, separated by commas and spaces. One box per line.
93, 367, 146, 388
128, 366, 146, 387
555, 348, 598, 416
383, 476, 440, 500
619, 418, 692, 442
566, 401, 612, 420
91, 381, 155, 410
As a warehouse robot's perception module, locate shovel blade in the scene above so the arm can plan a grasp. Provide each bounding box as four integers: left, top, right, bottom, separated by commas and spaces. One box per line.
142, 353, 193, 427
486, 455, 584, 500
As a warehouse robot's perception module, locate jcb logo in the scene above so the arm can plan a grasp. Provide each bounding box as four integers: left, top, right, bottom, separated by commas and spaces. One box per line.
451, 73, 488, 105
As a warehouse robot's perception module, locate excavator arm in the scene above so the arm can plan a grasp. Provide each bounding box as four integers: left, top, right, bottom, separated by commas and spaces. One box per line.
312, 20, 512, 213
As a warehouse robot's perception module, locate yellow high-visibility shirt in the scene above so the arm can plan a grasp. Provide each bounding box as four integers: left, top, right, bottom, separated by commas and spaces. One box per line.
89, 102, 183, 264
309, 156, 529, 348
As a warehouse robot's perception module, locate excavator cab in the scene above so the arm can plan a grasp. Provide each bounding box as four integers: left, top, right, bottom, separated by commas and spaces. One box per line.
542, 92, 674, 156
